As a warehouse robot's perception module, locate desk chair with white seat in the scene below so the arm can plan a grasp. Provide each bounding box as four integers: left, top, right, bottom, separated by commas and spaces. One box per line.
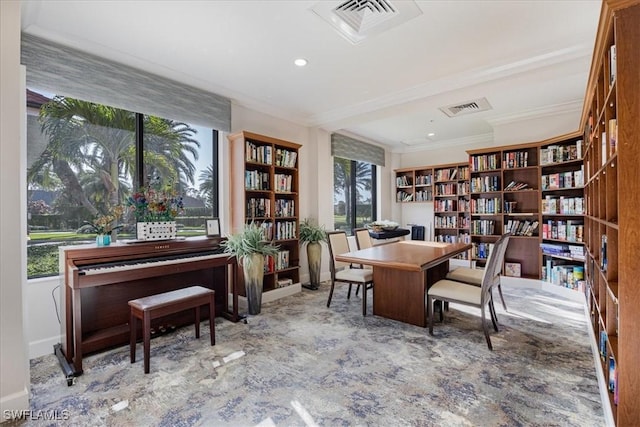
445, 233, 511, 310
427, 232, 509, 350
326, 231, 374, 316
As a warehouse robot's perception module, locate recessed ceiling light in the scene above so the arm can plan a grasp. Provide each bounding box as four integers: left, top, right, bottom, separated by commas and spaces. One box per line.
427, 132, 435, 137
294, 58, 308, 67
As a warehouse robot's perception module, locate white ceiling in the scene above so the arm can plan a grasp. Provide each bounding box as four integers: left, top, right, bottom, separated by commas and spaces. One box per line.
20, 0, 602, 152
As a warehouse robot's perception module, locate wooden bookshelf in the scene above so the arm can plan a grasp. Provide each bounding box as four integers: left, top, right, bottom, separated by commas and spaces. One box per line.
581, 2, 640, 425
228, 131, 301, 294
539, 132, 586, 290
395, 166, 434, 202
467, 143, 541, 278
433, 162, 470, 259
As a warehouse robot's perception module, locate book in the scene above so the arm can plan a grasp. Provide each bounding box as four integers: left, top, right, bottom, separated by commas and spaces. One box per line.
609, 119, 617, 153
610, 44, 617, 86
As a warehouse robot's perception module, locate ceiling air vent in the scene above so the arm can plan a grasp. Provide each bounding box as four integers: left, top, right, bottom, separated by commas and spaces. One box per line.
310, 0, 422, 44
440, 97, 493, 118
334, 0, 398, 34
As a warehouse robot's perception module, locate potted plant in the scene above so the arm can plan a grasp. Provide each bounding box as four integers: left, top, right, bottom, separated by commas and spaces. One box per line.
222, 222, 279, 315
299, 218, 327, 290
83, 205, 124, 246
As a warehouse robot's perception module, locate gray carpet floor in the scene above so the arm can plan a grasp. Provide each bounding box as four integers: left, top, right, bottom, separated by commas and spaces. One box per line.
19, 281, 604, 426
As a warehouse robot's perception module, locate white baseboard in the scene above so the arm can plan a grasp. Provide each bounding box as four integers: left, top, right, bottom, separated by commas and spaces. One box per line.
29, 336, 60, 360
0, 387, 30, 419
230, 282, 302, 311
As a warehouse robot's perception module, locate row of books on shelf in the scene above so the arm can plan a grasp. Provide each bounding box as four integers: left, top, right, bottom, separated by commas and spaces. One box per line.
396, 191, 413, 202
542, 260, 584, 291
396, 175, 412, 187
601, 118, 618, 166
542, 196, 584, 215
245, 170, 270, 191
274, 148, 297, 168
274, 221, 296, 240
470, 175, 500, 192
540, 242, 585, 260
434, 199, 457, 212
599, 330, 619, 405
458, 199, 470, 212
541, 168, 584, 190
458, 182, 470, 195
434, 216, 458, 229
471, 220, 495, 236
601, 234, 608, 273
503, 151, 529, 169
505, 219, 538, 237
540, 140, 582, 165
246, 198, 270, 218
435, 232, 470, 244
275, 199, 295, 217
415, 190, 432, 201
273, 173, 294, 193
471, 197, 501, 214
264, 250, 290, 273
470, 153, 500, 172
416, 174, 432, 185
246, 141, 273, 164
434, 183, 457, 196
434, 168, 458, 181
541, 220, 583, 242
503, 181, 530, 191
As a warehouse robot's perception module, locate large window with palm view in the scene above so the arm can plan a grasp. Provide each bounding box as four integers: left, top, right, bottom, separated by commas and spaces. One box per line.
333, 157, 376, 234
26, 89, 219, 278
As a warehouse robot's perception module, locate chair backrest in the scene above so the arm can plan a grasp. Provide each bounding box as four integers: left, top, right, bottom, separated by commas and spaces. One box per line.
480, 233, 511, 302
327, 231, 352, 272
354, 228, 373, 250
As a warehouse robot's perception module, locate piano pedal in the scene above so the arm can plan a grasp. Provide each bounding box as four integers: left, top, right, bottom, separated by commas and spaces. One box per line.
159, 326, 167, 334
168, 324, 176, 331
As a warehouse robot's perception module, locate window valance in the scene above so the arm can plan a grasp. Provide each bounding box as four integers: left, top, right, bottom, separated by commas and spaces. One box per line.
331, 133, 385, 166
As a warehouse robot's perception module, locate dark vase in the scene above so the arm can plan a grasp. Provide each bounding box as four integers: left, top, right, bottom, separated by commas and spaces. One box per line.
243, 253, 265, 315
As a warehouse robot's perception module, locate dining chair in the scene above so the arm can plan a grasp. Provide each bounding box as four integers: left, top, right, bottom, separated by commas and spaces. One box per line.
326, 230, 374, 316
353, 227, 373, 251
427, 232, 509, 350
445, 232, 511, 310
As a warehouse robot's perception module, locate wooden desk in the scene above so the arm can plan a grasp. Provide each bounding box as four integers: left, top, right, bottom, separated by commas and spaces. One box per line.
335, 241, 471, 327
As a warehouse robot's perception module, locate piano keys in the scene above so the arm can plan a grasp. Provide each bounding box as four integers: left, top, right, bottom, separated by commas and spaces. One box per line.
59, 236, 239, 376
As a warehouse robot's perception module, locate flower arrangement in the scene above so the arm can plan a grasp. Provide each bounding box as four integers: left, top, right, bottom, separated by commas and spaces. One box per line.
127, 183, 184, 222
84, 205, 125, 235
368, 219, 399, 232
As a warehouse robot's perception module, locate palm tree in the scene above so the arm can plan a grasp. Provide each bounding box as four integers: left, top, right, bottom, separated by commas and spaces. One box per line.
31, 95, 200, 222
333, 157, 373, 226
198, 165, 215, 209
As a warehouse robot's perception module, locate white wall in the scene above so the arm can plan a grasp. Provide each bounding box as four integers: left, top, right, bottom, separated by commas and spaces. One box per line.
1, 0, 31, 415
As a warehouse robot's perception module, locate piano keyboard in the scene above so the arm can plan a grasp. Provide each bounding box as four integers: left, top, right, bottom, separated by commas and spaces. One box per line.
80, 249, 228, 276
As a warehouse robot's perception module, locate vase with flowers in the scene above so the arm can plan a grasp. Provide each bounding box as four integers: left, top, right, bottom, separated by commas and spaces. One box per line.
127, 180, 184, 241
84, 205, 124, 246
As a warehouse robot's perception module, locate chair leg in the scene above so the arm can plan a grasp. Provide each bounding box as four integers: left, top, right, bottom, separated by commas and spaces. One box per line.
347, 283, 353, 299
488, 300, 499, 332
355, 284, 360, 296
497, 284, 508, 311
427, 295, 435, 336
361, 284, 366, 316
480, 304, 493, 350
326, 280, 336, 308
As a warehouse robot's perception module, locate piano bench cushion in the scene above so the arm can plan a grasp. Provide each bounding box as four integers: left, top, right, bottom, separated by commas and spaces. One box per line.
128, 286, 215, 313
129, 285, 216, 374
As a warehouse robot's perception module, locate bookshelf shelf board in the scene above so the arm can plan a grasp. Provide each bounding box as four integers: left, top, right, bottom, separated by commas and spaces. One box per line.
540, 158, 584, 168
541, 213, 585, 217
542, 253, 586, 262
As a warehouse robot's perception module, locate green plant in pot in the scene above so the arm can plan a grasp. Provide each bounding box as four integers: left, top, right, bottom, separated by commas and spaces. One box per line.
222, 222, 279, 315
299, 218, 327, 290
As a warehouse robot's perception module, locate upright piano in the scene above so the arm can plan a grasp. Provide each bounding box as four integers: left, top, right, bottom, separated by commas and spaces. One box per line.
58, 236, 239, 377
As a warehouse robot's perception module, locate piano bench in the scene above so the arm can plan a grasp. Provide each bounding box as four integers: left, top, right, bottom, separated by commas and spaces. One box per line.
128, 286, 215, 374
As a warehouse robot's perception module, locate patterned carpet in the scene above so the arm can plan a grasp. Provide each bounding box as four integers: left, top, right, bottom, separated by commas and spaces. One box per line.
18, 281, 603, 426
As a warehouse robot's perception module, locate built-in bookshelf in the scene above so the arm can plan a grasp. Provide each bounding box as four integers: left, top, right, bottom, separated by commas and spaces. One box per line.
581, 3, 640, 425
433, 163, 470, 259
540, 133, 586, 291
394, 167, 434, 202
467, 143, 541, 278
228, 131, 301, 294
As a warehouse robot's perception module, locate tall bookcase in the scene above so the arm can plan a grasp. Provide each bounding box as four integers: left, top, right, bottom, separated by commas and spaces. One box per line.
581, 2, 640, 425
467, 143, 541, 278
539, 133, 586, 290
228, 131, 301, 294
433, 162, 470, 258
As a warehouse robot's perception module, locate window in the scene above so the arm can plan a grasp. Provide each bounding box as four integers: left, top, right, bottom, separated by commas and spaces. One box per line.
333, 157, 377, 234
26, 89, 219, 278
